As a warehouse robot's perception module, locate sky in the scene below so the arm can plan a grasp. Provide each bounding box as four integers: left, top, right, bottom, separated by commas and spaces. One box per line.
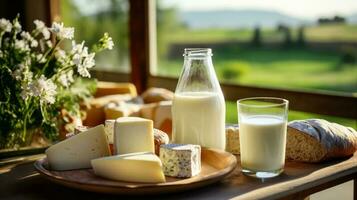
161, 0, 357, 19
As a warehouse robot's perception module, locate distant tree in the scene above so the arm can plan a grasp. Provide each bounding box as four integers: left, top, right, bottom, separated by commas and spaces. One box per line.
297, 26, 305, 46
251, 26, 262, 46
318, 15, 346, 25
277, 24, 292, 47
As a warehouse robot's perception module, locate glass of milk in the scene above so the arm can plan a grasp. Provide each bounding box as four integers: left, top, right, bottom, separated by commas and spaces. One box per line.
172, 48, 226, 150
237, 97, 288, 178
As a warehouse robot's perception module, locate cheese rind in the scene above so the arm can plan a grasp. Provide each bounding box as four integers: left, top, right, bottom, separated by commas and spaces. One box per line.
160, 144, 201, 178
91, 152, 166, 183
45, 125, 110, 171
114, 117, 154, 154
104, 119, 115, 144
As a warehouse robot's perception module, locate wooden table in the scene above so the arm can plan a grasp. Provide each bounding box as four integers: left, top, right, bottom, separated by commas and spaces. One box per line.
1, 153, 357, 200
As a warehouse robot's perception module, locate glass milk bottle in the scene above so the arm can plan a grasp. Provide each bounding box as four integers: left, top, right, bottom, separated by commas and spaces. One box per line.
172, 48, 226, 150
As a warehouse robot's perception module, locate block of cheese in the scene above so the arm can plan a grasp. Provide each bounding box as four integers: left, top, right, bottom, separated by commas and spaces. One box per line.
114, 117, 154, 154
225, 125, 240, 155
95, 81, 137, 98
160, 144, 201, 178
91, 152, 165, 183
45, 125, 111, 171
104, 102, 140, 120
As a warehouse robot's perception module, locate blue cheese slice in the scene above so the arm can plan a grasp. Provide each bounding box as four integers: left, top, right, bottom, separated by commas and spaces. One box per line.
159, 144, 201, 178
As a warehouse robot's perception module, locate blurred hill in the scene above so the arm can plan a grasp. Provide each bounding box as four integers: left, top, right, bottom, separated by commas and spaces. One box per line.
347, 13, 357, 23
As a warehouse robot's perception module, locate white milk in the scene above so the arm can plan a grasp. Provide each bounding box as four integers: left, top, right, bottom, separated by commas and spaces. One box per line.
172, 92, 225, 150
239, 115, 287, 171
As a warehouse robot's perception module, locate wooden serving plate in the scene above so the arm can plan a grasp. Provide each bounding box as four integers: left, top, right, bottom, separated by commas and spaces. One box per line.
34, 148, 237, 195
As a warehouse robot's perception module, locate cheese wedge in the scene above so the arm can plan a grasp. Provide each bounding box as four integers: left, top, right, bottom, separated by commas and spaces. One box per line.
91, 152, 166, 183
114, 117, 154, 154
45, 125, 110, 170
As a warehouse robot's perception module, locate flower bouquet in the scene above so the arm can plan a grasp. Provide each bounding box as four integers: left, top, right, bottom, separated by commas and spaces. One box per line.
0, 15, 113, 149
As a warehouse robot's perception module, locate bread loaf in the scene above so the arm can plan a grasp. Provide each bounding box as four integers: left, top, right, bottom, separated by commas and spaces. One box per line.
225, 119, 357, 162
226, 125, 240, 154
141, 87, 174, 103
287, 119, 357, 162
154, 129, 170, 156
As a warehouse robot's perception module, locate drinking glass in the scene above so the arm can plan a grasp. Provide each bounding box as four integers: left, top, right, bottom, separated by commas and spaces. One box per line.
237, 97, 288, 178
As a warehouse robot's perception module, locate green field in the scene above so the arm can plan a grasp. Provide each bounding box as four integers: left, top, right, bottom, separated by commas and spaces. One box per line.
156, 24, 357, 128
157, 47, 357, 93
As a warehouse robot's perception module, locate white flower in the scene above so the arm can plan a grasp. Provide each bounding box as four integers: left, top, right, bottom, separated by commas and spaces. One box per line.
31, 40, 38, 48
77, 64, 90, 78
0, 19, 12, 32
82, 52, 95, 69
13, 20, 21, 32
51, 22, 74, 39
72, 53, 81, 65
71, 41, 86, 55
34, 20, 51, 40
104, 36, 114, 50
42, 28, 51, 40
29, 75, 57, 104
50, 22, 62, 33
55, 49, 67, 65
14, 40, 30, 51
20, 31, 38, 48
36, 54, 46, 63
70, 40, 95, 78
55, 49, 66, 59
20, 31, 32, 40
67, 70, 74, 83
58, 70, 74, 87
46, 40, 52, 48
34, 20, 45, 30
58, 73, 68, 87
77, 53, 95, 78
